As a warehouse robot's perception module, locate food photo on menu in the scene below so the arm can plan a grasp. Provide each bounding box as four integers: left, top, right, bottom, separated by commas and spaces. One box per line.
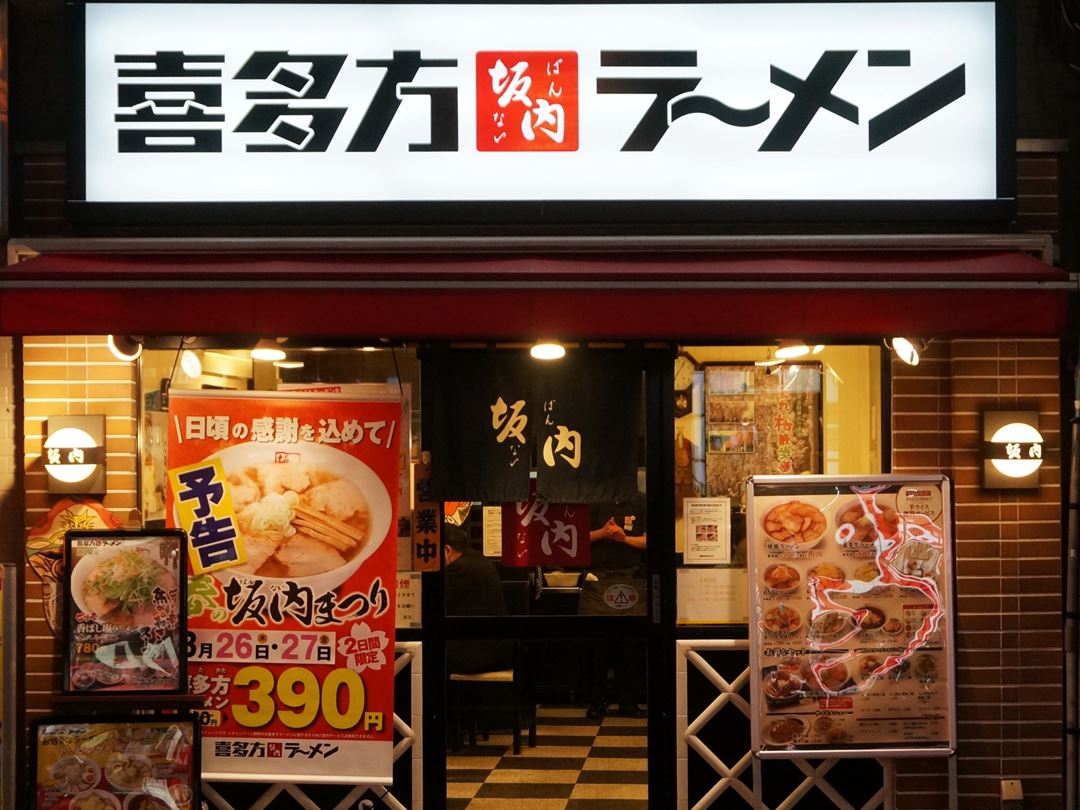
63, 532, 186, 694
33, 719, 198, 810
749, 478, 954, 754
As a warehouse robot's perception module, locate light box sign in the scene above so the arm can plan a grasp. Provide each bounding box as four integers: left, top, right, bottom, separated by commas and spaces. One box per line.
71, 1, 1013, 224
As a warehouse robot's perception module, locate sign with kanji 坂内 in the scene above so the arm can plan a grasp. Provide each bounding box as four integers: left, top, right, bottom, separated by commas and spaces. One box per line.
166, 390, 401, 783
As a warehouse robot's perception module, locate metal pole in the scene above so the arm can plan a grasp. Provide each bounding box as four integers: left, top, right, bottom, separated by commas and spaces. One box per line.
2, 562, 19, 810
1066, 380, 1080, 810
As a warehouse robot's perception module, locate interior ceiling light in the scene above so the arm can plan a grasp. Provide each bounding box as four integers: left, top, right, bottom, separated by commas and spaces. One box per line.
812, 345, 825, 355
774, 339, 811, 360
530, 339, 566, 361
274, 360, 305, 369
107, 335, 143, 362
180, 350, 202, 378
885, 337, 926, 366
251, 338, 287, 362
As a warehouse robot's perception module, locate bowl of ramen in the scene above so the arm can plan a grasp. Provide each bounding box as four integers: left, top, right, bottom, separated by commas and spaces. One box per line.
762, 604, 803, 636
763, 563, 801, 594
856, 653, 884, 682
835, 499, 899, 546
70, 544, 178, 627
811, 659, 850, 692
857, 606, 886, 631
852, 561, 881, 584
50, 755, 100, 794
70, 790, 122, 810
764, 716, 805, 745
104, 753, 154, 793
763, 501, 827, 548
191, 441, 393, 593
914, 653, 938, 682
882, 617, 904, 635
123, 795, 171, 810
807, 562, 846, 587
762, 669, 805, 704
807, 611, 853, 644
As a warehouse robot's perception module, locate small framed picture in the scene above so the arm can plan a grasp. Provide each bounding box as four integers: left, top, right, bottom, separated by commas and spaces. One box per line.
708, 424, 757, 454
707, 367, 755, 396
707, 397, 755, 424
31, 714, 200, 809
62, 530, 187, 695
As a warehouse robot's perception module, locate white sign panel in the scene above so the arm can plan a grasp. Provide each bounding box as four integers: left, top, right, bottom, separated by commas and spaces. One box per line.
683, 496, 731, 564
80, 2, 1001, 205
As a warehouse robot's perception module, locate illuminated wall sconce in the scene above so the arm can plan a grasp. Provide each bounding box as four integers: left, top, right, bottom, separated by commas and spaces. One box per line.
982, 410, 1043, 489
44, 415, 107, 495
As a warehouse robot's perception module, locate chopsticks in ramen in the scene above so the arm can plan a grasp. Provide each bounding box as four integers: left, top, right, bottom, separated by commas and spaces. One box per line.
293, 504, 367, 552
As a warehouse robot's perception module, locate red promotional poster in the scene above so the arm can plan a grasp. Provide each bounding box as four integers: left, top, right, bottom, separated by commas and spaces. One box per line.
166, 390, 400, 782
476, 51, 578, 151
501, 483, 590, 568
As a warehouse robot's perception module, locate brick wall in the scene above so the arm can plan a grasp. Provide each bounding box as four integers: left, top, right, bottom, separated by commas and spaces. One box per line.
892, 338, 1064, 809
22, 336, 139, 714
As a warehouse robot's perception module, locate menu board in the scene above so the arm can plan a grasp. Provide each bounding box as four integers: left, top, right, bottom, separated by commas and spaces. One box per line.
167, 390, 401, 783
62, 531, 187, 694
748, 475, 954, 758
32, 717, 199, 810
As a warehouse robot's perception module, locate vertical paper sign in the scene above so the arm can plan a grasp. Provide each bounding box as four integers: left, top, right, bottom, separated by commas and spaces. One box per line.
412, 461, 441, 572
167, 390, 401, 783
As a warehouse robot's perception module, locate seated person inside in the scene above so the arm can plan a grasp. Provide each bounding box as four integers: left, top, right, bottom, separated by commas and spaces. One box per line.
444, 523, 514, 674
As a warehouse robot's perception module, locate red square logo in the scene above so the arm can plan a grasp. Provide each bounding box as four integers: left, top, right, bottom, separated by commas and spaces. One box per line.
476, 51, 578, 151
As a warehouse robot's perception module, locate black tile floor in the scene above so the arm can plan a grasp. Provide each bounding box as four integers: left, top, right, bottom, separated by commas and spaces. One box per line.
446, 705, 649, 809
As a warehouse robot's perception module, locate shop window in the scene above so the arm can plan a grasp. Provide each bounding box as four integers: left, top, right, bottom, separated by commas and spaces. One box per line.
674, 345, 882, 625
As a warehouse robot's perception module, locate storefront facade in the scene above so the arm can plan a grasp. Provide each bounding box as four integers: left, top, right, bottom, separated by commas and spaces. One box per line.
1, 1, 1077, 809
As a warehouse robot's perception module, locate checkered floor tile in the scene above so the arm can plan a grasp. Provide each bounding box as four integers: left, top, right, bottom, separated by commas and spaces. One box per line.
447, 705, 649, 809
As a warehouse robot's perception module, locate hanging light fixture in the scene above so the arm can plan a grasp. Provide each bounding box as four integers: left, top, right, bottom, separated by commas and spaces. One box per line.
774, 339, 810, 360
251, 338, 287, 362
885, 337, 926, 366
107, 335, 143, 362
530, 339, 566, 360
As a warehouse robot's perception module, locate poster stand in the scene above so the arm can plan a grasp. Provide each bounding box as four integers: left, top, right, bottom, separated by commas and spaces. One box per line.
748, 475, 955, 759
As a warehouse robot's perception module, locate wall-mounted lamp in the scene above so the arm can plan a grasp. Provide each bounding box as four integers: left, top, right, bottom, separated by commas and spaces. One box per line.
251, 338, 287, 362
982, 410, 1043, 489
107, 335, 143, 362
530, 339, 566, 361
885, 337, 930, 366
180, 349, 202, 378
44, 415, 106, 494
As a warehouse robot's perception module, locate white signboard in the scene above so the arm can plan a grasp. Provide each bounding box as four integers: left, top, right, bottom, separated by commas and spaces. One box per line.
748, 475, 955, 758
683, 496, 731, 564
78, 2, 1002, 207
676, 566, 748, 624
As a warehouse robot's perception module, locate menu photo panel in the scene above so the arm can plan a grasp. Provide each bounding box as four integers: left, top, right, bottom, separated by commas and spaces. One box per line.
748, 475, 955, 758
62, 530, 187, 695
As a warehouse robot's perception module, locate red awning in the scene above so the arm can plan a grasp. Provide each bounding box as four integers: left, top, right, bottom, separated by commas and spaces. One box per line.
0, 249, 1070, 339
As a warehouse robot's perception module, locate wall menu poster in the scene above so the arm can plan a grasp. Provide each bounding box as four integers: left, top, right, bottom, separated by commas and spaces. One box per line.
62, 530, 187, 694
32, 716, 199, 810
748, 475, 954, 758
166, 390, 401, 782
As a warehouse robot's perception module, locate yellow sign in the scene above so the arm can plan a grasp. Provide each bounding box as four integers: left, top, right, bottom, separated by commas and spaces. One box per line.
168, 457, 246, 574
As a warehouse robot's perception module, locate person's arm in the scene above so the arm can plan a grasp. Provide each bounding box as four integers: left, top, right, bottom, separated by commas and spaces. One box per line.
621, 531, 646, 551
590, 516, 625, 543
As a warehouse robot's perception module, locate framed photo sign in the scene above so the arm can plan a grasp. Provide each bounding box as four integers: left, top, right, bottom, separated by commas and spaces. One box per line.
62, 530, 187, 694
31, 715, 200, 810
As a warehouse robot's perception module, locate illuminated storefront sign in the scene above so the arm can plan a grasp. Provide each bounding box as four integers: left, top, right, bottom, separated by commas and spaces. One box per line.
73, 1, 1010, 220
982, 410, 1044, 489
44, 415, 106, 494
